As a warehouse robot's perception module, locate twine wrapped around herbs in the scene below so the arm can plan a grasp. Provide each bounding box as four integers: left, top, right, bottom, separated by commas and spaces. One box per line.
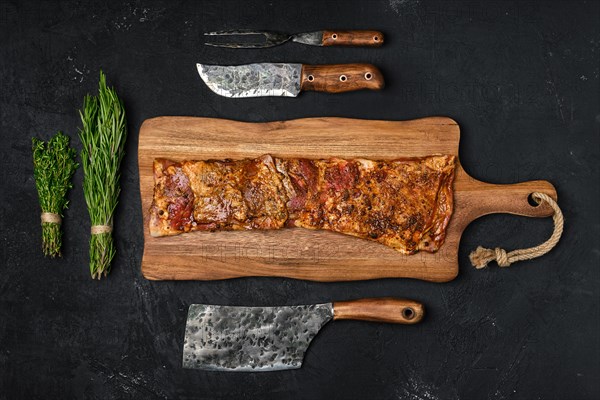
41, 212, 62, 224
79, 71, 127, 280
470, 192, 564, 269
91, 225, 113, 235
32, 132, 78, 258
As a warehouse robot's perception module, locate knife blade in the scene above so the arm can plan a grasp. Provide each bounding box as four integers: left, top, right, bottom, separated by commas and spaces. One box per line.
182, 297, 424, 371
196, 63, 384, 98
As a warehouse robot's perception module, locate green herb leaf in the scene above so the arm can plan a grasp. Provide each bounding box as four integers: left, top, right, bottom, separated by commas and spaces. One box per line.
78, 71, 127, 279
32, 132, 78, 257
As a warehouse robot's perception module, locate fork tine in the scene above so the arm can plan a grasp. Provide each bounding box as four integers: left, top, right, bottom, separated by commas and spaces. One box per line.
203, 30, 290, 48
203, 30, 266, 36
203, 42, 279, 49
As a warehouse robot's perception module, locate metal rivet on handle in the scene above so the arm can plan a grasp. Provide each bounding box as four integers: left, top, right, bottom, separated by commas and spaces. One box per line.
339, 75, 347, 82
307, 75, 314, 82
402, 307, 415, 320
332, 33, 337, 40
364, 72, 372, 80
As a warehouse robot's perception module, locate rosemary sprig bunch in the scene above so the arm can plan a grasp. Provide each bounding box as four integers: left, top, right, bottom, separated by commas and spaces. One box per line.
79, 71, 127, 279
32, 132, 78, 257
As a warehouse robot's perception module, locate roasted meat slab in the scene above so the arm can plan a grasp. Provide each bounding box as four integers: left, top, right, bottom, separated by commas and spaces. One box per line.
149, 154, 456, 254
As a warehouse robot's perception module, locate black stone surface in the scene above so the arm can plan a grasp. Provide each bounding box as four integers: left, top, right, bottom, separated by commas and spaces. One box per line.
1, 1, 599, 399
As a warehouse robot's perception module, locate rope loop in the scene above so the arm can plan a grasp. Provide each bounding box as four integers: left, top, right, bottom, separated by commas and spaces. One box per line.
469, 192, 563, 269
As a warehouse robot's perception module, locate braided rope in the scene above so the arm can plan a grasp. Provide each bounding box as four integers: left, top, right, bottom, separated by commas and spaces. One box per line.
469, 192, 563, 269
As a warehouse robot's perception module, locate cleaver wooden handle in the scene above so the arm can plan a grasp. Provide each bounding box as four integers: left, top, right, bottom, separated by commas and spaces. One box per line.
301, 64, 384, 93
333, 298, 424, 324
321, 30, 384, 47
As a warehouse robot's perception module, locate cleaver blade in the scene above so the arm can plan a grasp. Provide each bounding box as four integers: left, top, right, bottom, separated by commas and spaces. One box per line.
183, 298, 424, 372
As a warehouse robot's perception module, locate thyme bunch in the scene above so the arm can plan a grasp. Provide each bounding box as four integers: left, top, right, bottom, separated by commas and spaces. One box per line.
32, 132, 78, 257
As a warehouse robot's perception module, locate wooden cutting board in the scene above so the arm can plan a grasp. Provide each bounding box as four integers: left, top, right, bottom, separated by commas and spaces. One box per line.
138, 116, 556, 282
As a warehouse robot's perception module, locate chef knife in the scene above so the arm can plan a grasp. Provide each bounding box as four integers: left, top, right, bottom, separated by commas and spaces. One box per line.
182, 297, 424, 371
196, 63, 384, 98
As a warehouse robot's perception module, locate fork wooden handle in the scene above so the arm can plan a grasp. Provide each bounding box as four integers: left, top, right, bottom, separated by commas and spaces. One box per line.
321, 30, 384, 47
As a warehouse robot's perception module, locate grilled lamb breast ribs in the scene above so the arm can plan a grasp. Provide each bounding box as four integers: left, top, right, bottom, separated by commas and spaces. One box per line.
149, 154, 455, 254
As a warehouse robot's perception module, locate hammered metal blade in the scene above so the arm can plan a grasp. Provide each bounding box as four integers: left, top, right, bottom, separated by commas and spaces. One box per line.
196, 63, 302, 98
183, 303, 334, 371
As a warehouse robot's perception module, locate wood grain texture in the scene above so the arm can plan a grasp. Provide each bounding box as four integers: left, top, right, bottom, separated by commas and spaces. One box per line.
300, 64, 384, 93
138, 116, 557, 282
321, 30, 384, 47
333, 298, 424, 324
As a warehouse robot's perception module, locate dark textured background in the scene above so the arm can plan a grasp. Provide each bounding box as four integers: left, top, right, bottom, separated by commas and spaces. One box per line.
1, 0, 599, 399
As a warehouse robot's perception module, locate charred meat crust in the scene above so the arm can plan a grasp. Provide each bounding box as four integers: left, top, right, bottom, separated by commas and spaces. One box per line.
150, 155, 288, 236
149, 155, 456, 254
149, 159, 195, 235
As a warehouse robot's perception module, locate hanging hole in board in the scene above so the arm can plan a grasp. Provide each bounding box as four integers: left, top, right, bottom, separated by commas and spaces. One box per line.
307, 75, 314, 82
402, 307, 415, 320
527, 193, 541, 207
339, 75, 347, 82
364, 72, 372, 80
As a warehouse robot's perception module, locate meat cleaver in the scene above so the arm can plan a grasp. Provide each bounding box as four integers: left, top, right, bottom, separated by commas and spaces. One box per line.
183, 297, 424, 371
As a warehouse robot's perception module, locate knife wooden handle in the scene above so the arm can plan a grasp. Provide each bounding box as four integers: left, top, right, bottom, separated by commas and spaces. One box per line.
333, 298, 424, 324
321, 30, 384, 47
300, 64, 384, 93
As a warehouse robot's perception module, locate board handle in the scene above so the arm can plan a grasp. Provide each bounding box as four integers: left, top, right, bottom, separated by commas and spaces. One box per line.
468, 180, 556, 219
300, 64, 384, 93
321, 30, 384, 47
333, 298, 424, 324
455, 166, 557, 221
